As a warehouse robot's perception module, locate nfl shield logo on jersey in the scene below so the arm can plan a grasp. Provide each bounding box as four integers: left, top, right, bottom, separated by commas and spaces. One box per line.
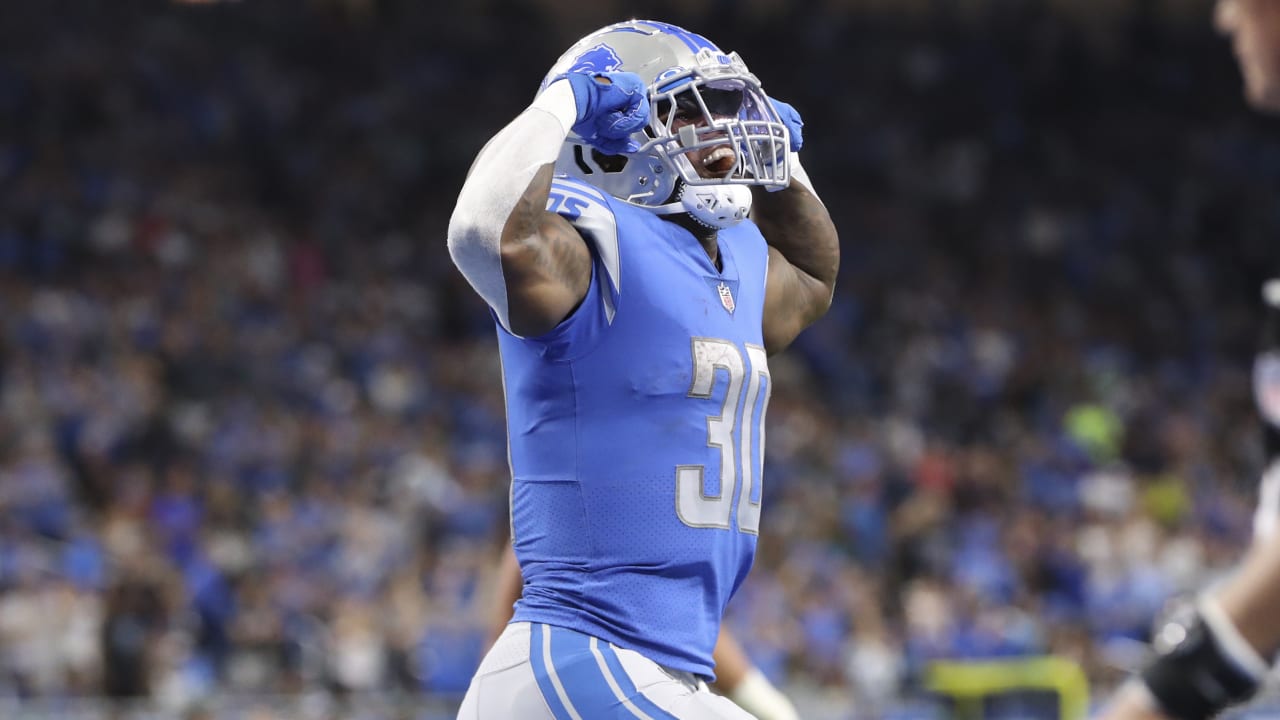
1258, 351, 1280, 429
717, 282, 735, 314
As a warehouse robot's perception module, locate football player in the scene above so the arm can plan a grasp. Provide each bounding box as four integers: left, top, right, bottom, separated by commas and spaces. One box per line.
448, 20, 838, 719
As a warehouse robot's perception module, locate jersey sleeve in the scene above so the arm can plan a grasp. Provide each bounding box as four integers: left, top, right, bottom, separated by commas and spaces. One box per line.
503, 177, 623, 359
547, 177, 622, 323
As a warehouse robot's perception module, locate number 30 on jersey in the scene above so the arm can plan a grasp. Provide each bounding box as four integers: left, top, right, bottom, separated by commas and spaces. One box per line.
676, 338, 771, 535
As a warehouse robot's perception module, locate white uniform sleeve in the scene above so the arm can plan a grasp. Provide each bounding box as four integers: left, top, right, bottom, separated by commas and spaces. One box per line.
788, 152, 823, 208
447, 81, 579, 332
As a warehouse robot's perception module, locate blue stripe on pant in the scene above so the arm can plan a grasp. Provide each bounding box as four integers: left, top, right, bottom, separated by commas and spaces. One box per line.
594, 639, 684, 720
529, 623, 682, 719
529, 622, 577, 719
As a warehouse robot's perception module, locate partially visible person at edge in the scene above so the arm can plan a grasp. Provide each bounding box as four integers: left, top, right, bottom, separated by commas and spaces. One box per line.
1098, 4, 1280, 719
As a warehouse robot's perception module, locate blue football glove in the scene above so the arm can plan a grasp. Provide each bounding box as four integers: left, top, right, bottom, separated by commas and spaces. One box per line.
559, 71, 650, 156
769, 98, 804, 153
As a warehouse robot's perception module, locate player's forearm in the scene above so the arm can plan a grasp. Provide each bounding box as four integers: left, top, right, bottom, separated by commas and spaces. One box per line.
1120, 539, 1280, 720
750, 177, 839, 298
710, 630, 752, 692
1212, 533, 1280, 659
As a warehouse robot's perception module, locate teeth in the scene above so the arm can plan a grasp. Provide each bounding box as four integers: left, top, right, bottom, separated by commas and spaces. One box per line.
702, 147, 735, 167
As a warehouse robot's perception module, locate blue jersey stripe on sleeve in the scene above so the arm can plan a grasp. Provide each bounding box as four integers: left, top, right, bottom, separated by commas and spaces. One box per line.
548, 177, 622, 320
551, 177, 608, 203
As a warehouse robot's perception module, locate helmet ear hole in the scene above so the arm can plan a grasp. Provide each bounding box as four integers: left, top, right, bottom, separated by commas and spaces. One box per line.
590, 149, 629, 173
572, 145, 595, 175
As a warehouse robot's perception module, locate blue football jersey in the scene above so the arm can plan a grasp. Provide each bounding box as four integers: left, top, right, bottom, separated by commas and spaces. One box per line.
500, 177, 772, 680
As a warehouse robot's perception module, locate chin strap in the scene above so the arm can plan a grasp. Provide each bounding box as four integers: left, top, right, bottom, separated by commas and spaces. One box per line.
648, 181, 754, 229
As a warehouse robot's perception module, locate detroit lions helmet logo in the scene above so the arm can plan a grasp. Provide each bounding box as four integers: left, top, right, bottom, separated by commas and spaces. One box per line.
568, 44, 623, 74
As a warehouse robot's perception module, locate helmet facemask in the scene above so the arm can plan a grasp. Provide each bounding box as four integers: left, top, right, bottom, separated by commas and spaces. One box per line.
648, 53, 791, 194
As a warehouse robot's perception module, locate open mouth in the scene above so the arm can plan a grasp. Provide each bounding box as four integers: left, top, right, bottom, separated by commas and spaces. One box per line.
701, 145, 737, 177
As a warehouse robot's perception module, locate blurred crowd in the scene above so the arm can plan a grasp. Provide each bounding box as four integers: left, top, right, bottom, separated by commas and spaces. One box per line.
0, 0, 1277, 716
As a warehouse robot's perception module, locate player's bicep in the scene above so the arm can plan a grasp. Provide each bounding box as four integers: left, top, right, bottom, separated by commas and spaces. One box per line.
500, 208, 593, 338
762, 247, 832, 355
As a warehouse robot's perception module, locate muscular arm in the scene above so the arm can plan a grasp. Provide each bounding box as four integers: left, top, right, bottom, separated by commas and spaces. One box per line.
448, 80, 592, 337
751, 178, 839, 355
1212, 533, 1280, 660
499, 164, 593, 336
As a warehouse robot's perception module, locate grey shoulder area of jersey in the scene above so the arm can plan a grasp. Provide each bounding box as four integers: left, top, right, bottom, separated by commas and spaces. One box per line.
549, 177, 622, 324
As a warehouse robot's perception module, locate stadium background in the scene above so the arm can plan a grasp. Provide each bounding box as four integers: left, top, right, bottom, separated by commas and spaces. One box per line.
1, 0, 1278, 717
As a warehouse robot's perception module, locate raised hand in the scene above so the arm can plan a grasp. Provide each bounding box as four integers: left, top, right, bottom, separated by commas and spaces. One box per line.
559, 71, 650, 155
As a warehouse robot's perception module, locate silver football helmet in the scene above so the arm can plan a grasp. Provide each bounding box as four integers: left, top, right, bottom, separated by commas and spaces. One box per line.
541, 20, 791, 229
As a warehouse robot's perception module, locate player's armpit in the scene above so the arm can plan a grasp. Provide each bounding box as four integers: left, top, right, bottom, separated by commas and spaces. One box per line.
500, 164, 594, 337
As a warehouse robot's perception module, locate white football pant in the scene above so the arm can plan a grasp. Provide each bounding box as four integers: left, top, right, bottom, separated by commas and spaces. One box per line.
457, 622, 758, 719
